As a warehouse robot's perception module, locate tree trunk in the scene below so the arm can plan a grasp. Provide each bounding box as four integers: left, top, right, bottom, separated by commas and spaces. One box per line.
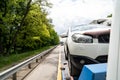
0, 30, 4, 56
6, 0, 32, 55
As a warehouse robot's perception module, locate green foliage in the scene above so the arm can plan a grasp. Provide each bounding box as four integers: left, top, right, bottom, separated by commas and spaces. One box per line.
0, 0, 28, 55
107, 14, 112, 18
0, 46, 52, 71
0, 0, 59, 56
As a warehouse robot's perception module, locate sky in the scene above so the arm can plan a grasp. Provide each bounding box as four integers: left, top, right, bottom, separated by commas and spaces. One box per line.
48, 0, 113, 34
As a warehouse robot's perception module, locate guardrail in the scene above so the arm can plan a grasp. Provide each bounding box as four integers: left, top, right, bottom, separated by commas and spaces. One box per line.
0, 46, 57, 80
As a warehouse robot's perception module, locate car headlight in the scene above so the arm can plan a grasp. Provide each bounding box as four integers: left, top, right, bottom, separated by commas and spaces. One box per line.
72, 33, 93, 43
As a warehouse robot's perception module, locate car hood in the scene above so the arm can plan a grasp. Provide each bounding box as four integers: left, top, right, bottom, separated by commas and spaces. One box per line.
72, 28, 111, 37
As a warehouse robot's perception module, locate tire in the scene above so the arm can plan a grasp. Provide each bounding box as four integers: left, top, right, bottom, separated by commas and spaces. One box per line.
68, 55, 100, 77
64, 46, 68, 60
68, 55, 83, 77
65, 54, 68, 60
95, 55, 108, 63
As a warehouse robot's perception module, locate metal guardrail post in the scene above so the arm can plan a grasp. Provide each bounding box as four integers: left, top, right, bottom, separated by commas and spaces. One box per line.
28, 63, 32, 69
13, 72, 17, 80
36, 59, 39, 63
41, 56, 43, 59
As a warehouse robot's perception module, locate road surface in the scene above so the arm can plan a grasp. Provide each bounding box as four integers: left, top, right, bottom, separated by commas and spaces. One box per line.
24, 46, 63, 80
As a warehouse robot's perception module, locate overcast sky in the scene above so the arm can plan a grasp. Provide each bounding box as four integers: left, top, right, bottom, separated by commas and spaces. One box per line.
48, 0, 113, 34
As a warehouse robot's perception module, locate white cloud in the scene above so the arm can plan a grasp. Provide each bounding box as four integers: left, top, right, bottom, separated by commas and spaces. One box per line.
48, 0, 113, 34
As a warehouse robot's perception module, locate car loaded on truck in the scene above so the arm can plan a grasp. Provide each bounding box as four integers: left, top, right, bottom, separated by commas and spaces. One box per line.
63, 24, 111, 77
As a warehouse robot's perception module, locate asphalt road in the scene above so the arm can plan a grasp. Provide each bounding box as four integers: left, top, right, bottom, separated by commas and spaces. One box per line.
24, 46, 62, 80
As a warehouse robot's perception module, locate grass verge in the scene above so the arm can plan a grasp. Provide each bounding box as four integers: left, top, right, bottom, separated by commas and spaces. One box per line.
0, 46, 53, 72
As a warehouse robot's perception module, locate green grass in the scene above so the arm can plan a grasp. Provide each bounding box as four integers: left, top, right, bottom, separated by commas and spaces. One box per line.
0, 46, 53, 72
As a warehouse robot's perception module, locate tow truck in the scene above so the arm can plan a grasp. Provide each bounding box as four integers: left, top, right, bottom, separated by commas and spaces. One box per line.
61, 0, 120, 80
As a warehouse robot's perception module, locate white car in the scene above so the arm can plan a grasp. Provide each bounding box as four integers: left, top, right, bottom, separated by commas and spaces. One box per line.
64, 24, 110, 77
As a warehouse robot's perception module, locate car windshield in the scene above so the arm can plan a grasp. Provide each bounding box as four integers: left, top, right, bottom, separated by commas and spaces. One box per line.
71, 25, 109, 32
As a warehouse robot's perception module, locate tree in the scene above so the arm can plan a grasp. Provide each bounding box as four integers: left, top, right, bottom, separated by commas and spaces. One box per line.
0, 0, 32, 55
107, 14, 112, 18
0, 0, 59, 56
